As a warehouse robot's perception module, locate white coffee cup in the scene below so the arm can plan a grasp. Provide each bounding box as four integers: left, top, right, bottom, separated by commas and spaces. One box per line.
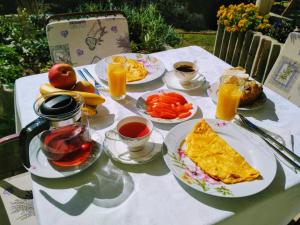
105, 116, 153, 151
173, 61, 198, 85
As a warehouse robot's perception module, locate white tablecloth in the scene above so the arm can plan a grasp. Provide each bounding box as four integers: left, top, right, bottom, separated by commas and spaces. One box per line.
15, 46, 300, 225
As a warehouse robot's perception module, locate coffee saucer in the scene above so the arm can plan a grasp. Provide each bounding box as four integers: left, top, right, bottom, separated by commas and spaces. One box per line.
103, 129, 163, 165
162, 70, 208, 91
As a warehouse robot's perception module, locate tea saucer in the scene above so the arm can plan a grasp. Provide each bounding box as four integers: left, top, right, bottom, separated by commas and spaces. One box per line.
28, 136, 102, 178
162, 70, 208, 91
103, 129, 163, 165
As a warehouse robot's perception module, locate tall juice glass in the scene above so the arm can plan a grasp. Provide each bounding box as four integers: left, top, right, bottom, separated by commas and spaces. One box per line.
106, 56, 127, 100
216, 83, 242, 121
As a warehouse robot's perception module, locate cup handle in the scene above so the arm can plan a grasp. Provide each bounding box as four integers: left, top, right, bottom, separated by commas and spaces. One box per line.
105, 129, 121, 141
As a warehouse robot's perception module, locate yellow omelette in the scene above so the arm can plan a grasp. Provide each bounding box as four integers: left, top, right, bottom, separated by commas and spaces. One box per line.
112, 56, 148, 82
185, 119, 260, 184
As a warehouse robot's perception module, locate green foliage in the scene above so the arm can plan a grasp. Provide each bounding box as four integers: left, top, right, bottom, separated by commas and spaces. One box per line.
156, 0, 206, 31
0, 9, 51, 86
266, 19, 296, 43
0, 44, 23, 86
76, 3, 181, 53
123, 4, 181, 53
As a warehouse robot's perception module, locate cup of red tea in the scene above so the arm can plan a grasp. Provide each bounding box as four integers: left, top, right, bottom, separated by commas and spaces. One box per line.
173, 61, 198, 85
105, 116, 153, 151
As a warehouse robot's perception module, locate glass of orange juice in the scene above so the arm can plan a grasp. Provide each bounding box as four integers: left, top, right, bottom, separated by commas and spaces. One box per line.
216, 83, 242, 121
106, 56, 127, 100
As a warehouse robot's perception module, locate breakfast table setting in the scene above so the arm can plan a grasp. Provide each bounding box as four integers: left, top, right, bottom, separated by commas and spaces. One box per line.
14, 46, 300, 225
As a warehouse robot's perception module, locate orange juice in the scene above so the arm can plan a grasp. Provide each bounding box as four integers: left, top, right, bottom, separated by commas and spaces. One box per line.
216, 83, 242, 121
107, 63, 126, 100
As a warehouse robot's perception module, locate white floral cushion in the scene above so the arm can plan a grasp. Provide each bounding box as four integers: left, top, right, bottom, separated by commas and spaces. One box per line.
265, 32, 300, 106
46, 14, 131, 66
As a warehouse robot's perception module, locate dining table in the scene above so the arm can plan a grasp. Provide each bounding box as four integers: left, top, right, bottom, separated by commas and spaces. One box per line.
14, 46, 300, 225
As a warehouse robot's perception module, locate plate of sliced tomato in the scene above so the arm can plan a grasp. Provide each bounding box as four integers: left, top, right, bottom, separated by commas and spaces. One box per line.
136, 90, 198, 123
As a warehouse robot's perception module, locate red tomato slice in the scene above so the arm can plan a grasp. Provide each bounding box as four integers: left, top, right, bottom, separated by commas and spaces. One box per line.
184, 103, 193, 110
178, 111, 192, 119
164, 92, 187, 104
148, 111, 160, 118
146, 95, 159, 105
159, 112, 177, 119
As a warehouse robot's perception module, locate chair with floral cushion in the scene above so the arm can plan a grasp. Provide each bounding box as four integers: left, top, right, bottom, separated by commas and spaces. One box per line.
46, 11, 131, 66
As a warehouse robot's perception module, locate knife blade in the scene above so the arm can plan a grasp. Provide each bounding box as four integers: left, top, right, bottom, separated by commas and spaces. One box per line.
238, 114, 300, 164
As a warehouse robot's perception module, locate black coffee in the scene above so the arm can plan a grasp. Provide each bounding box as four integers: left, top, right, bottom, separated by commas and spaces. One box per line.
176, 65, 194, 72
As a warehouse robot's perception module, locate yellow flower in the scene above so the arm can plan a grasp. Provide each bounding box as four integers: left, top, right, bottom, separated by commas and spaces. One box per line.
224, 19, 229, 26
238, 19, 247, 28
217, 9, 223, 17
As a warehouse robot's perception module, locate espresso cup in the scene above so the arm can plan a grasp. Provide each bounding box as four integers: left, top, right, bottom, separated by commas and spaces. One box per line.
105, 116, 153, 151
173, 61, 198, 85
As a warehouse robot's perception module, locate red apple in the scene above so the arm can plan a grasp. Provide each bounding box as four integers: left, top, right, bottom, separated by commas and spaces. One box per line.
48, 64, 77, 89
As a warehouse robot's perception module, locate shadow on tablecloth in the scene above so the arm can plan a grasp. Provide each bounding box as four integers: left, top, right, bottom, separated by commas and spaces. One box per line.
34, 154, 134, 215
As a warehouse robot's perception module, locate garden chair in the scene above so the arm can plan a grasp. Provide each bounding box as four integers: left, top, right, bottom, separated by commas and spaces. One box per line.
46, 11, 131, 66
0, 137, 37, 225
264, 32, 300, 107
213, 25, 283, 84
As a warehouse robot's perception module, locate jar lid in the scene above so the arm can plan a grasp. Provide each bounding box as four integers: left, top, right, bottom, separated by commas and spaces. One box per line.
39, 94, 78, 116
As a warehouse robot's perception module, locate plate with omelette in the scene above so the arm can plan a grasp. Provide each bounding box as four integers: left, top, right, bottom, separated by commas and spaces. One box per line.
207, 67, 267, 110
95, 53, 165, 85
163, 119, 277, 197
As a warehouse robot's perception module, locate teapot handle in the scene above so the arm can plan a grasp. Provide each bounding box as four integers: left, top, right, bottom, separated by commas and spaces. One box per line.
19, 117, 50, 168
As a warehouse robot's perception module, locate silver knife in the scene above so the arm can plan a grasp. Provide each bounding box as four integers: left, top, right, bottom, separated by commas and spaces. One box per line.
238, 114, 300, 165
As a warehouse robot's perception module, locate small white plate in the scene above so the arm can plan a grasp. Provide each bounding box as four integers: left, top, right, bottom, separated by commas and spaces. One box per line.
163, 119, 277, 198
103, 129, 163, 164
136, 89, 198, 124
207, 81, 267, 111
28, 136, 102, 178
95, 53, 166, 85
163, 71, 208, 91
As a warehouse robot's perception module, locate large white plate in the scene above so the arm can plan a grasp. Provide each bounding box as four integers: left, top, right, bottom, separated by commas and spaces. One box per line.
95, 53, 166, 85
163, 119, 277, 197
28, 136, 102, 178
207, 81, 267, 110
136, 89, 198, 124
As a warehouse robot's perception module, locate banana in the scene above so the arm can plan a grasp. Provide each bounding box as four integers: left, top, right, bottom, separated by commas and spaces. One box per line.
81, 105, 97, 116
40, 83, 105, 106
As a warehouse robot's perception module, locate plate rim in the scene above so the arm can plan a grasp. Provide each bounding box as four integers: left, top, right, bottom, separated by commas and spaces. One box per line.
208, 81, 267, 111
136, 89, 199, 124
163, 118, 277, 198
163, 71, 206, 91
28, 137, 102, 179
95, 53, 166, 85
